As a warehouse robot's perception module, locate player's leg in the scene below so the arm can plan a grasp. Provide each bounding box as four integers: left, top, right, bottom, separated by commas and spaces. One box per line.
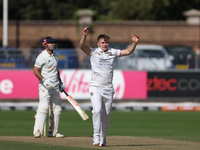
89, 86, 102, 145
52, 89, 64, 138
100, 98, 112, 146
100, 87, 114, 146
33, 85, 50, 137
48, 104, 54, 137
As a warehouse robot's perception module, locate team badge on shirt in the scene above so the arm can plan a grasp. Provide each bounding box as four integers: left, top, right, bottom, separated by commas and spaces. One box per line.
90, 92, 94, 96
108, 52, 113, 56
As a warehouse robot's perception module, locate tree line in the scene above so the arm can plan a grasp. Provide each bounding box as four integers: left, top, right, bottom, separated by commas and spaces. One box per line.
0, 0, 199, 21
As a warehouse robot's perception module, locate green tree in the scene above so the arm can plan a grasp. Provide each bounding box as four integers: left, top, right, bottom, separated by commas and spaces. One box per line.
103, 0, 200, 20
0, 0, 200, 21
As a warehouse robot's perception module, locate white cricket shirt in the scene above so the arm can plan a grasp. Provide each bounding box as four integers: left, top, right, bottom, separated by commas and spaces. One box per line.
34, 50, 59, 87
89, 47, 121, 87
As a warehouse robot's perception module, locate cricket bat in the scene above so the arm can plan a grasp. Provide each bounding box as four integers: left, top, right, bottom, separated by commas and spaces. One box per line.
63, 90, 89, 121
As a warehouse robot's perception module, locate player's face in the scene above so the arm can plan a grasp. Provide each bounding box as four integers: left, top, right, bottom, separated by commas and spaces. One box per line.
46, 43, 55, 51
97, 38, 109, 51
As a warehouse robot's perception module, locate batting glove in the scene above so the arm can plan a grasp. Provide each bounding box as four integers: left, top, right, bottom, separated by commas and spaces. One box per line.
59, 82, 66, 92
42, 78, 53, 90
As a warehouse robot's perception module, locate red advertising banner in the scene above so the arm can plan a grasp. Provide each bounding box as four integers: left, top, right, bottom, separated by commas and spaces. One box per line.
0, 70, 147, 100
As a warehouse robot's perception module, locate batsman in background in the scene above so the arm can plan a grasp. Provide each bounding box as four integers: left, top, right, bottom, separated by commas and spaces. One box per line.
80, 27, 139, 147
33, 36, 66, 138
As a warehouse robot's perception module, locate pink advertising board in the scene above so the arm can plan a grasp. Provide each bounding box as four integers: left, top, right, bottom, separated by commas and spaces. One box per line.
0, 70, 39, 99
60, 70, 147, 99
0, 70, 147, 100
122, 71, 147, 99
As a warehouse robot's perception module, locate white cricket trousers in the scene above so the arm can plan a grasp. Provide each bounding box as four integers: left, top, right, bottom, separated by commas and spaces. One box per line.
33, 84, 62, 136
89, 86, 114, 143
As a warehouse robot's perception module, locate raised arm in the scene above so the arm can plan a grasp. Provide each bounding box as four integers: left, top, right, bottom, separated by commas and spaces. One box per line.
120, 34, 139, 57
79, 26, 91, 55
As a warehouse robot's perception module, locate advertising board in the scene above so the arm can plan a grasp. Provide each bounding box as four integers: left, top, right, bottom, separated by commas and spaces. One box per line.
0, 70, 147, 100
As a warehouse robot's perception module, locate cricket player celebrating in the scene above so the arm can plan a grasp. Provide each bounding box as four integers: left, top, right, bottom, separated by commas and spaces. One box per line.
33, 36, 65, 138
80, 27, 139, 146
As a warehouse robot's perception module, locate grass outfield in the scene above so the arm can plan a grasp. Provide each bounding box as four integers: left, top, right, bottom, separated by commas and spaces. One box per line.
0, 110, 200, 149
0, 140, 93, 150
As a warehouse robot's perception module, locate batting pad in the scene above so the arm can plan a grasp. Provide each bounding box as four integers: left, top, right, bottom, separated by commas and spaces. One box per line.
33, 112, 47, 135
53, 114, 61, 136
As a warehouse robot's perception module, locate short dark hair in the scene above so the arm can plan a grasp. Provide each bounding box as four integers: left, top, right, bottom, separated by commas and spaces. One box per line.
97, 34, 110, 42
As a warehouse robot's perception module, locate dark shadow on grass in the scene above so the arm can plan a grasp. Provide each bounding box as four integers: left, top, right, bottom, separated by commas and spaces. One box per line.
107, 144, 159, 147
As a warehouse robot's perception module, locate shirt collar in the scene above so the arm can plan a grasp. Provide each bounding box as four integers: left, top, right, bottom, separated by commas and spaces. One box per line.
98, 47, 110, 53
44, 49, 54, 57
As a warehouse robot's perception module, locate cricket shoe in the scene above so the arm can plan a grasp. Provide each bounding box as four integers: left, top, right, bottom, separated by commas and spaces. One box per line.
99, 139, 106, 147
93, 143, 100, 146
93, 135, 100, 146
34, 131, 41, 138
99, 144, 106, 147
55, 133, 64, 138
93, 139, 100, 146
93, 140, 99, 146
47, 130, 53, 137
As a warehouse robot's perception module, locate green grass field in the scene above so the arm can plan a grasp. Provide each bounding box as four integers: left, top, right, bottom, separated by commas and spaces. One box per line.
0, 110, 200, 149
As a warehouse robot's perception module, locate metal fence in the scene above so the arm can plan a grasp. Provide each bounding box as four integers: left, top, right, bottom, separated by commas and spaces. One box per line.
0, 48, 79, 69
0, 47, 199, 71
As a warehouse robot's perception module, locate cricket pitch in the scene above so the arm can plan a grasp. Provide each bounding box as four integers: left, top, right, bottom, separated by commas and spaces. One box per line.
0, 136, 200, 150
